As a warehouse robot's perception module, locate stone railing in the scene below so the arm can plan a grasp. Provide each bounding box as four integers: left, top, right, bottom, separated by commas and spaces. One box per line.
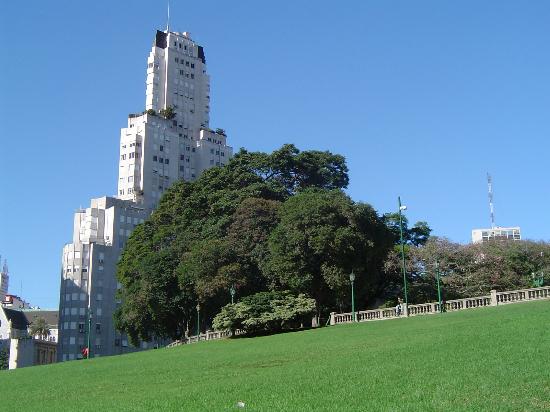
330, 285, 550, 326
166, 329, 244, 348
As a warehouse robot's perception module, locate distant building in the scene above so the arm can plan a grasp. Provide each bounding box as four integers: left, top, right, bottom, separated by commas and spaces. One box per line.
0, 307, 59, 369
2, 294, 31, 309
23, 310, 59, 343
0, 260, 8, 302
471, 227, 521, 244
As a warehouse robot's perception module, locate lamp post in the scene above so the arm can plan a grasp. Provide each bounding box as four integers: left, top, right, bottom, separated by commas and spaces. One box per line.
196, 304, 200, 337
230, 284, 236, 304
349, 271, 356, 322
435, 260, 443, 313
87, 309, 92, 359
398, 197, 409, 313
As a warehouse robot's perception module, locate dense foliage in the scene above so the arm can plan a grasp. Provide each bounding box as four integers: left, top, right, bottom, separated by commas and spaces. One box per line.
0, 348, 8, 370
383, 237, 550, 304
114, 144, 396, 344
212, 291, 316, 335
29, 317, 50, 340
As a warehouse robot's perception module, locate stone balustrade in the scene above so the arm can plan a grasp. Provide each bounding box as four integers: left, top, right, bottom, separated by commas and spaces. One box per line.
166, 329, 244, 348
165, 286, 550, 347
330, 285, 550, 326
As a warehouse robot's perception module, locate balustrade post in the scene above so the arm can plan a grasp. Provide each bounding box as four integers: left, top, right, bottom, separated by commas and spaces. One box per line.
490, 290, 498, 306
330, 312, 336, 326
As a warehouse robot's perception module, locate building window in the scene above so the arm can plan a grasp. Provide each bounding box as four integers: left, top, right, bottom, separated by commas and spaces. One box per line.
121, 154, 126, 160
160, 145, 164, 151
210, 149, 214, 154
191, 63, 194, 69
97, 308, 102, 316
69, 337, 76, 344
78, 323, 85, 333
179, 166, 184, 172
180, 155, 185, 160
159, 157, 164, 163
96, 323, 101, 333
153, 155, 157, 162
165, 159, 169, 164
96, 293, 103, 301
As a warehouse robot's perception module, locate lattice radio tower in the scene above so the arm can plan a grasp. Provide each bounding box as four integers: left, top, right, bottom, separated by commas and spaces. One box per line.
487, 173, 496, 229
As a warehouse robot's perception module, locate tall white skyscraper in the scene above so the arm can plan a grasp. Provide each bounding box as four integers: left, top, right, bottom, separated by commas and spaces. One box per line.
117, 30, 231, 210
58, 28, 232, 361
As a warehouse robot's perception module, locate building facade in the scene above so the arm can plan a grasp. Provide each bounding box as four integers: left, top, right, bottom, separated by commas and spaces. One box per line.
0, 260, 8, 302
0, 308, 58, 369
471, 227, 521, 244
58, 28, 232, 361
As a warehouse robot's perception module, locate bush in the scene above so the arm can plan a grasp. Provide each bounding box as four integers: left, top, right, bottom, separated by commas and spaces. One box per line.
212, 291, 316, 335
159, 106, 176, 120
0, 348, 8, 370
146, 109, 156, 116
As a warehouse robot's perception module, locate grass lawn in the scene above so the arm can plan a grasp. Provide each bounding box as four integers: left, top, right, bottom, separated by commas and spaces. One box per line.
1, 300, 549, 411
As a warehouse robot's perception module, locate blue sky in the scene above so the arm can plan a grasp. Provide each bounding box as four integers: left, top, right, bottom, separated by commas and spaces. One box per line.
1, 1, 549, 308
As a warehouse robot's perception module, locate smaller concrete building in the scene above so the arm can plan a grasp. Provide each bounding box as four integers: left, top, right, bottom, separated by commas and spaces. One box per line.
471, 227, 521, 244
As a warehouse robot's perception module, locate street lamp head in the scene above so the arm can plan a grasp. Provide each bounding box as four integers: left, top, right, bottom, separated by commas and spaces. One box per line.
399, 205, 407, 211
349, 271, 355, 282
230, 284, 236, 296
196, 303, 200, 311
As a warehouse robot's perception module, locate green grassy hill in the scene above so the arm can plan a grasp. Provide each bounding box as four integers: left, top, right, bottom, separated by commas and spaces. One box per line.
1, 301, 549, 411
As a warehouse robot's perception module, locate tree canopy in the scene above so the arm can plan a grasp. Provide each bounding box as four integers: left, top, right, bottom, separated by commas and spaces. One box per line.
114, 144, 395, 344
383, 237, 550, 304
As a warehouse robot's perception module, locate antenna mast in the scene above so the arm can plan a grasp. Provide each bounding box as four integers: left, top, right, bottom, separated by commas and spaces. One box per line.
166, 1, 170, 32
487, 173, 495, 229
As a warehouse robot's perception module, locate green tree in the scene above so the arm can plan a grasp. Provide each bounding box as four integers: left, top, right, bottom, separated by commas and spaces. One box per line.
115, 145, 351, 343
264, 189, 394, 315
29, 317, 50, 340
159, 106, 176, 119
382, 213, 431, 246
0, 348, 8, 370
383, 237, 550, 304
212, 291, 316, 335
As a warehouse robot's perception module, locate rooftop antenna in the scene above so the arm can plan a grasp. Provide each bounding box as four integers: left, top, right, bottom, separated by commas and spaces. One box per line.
487, 173, 496, 229
166, 1, 170, 32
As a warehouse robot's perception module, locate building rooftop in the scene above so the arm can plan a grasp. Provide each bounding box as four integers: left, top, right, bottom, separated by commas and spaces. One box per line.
23, 310, 59, 328
2, 307, 29, 330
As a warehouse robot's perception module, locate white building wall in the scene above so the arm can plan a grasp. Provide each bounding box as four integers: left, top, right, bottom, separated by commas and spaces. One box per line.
471, 227, 521, 243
